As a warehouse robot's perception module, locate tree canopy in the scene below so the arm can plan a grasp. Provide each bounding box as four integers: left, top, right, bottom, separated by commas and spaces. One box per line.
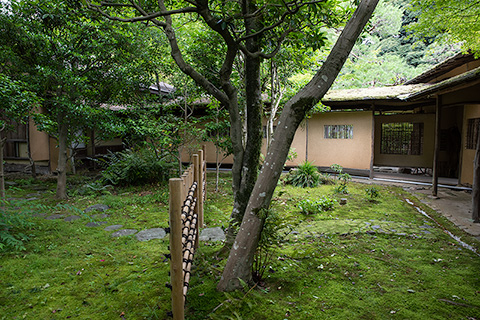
411, 0, 480, 55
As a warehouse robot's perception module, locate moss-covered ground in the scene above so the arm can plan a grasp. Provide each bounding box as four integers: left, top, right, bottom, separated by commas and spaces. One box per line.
1, 172, 479, 319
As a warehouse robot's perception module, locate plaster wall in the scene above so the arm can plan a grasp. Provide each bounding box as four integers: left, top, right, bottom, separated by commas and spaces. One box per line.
292, 111, 372, 170
29, 117, 50, 161
374, 113, 435, 168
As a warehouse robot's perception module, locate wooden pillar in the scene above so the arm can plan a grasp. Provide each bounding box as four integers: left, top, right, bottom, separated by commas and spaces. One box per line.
193, 154, 200, 249
432, 96, 442, 197
472, 122, 480, 223
197, 149, 204, 228
202, 145, 207, 201
169, 178, 184, 320
305, 118, 309, 161
369, 105, 375, 179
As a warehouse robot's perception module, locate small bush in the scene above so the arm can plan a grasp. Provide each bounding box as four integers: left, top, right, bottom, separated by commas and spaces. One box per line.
285, 161, 320, 188
331, 164, 351, 194
365, 186, 380, 202
319, 172, 334, 185
100, 147, 177, 186
298, 196, 337, 215
0, 201, 34, 251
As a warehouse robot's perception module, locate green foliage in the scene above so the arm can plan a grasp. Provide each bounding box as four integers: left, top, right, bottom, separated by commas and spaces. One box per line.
286, 161, 320, 188
365, 186, 380, 202
298, 196, 337, 215
100, 147, 176, 186
332, 0, 459, 90
0, 203, 34, 252
411, 0, 480, 55
331, 164, 351, 194
253, 208, 284, 282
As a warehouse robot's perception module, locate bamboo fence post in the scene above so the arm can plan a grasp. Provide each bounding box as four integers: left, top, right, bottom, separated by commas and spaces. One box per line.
169, 178, 184, 320
193, 154, 200, 249
197, 149, 204, 228
202, 145, 207, 201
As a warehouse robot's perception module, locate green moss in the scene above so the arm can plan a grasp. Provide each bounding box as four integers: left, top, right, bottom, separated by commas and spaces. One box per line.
1, 173, 479, 319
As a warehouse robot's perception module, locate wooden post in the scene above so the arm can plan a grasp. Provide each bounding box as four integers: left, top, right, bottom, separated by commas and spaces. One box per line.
193, 154, 200, 249
197, 149, 204, 228
202, 145, 207, 202
369, 105, 375, 179
472, 122, 480, 223
432, 96, 442, 197
169, 178, 184, 320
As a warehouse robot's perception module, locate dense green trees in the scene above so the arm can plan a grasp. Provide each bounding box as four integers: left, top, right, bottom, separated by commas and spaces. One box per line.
412, 0, 480, 55
0, 0, 154, 198
86, 0, 379, 290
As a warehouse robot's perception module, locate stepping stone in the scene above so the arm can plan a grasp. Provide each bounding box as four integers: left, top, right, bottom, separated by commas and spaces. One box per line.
45, 214, 65, 220
105, 224, 123, 231
86, 221, 109, 227
84, 204, 110, 213
111, 229, 138, 237
92, 213, 109, 219
26, 197, 39, 201
419, 225, 434, 229
136, 228, 166, 241
199, 227, 225, 242
64, 215, 81, 222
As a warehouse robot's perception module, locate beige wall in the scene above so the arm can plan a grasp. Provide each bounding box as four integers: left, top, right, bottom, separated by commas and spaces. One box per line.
288, 111, 373, 170
29, 117, 50, 161
460, 105, 480, 185
374, 113, 436, 168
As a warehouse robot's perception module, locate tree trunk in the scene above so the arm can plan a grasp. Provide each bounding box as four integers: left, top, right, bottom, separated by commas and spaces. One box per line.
220, 0, 264, 254
0, 135, 6, 204
217, 0, 379, 291
472, 122, 480, 222
56, 111, 69, 199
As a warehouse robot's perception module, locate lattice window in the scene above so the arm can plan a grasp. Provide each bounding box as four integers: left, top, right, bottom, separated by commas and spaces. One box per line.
324, 125, 353, 139
466, 118, 480, 149
381, 122, 423, 155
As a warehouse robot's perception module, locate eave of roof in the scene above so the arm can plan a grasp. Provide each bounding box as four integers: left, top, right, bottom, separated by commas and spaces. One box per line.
322, 83, 430, 105
404, 52, 474, 85
403, 65, 480, 100
322, 65, 480, 109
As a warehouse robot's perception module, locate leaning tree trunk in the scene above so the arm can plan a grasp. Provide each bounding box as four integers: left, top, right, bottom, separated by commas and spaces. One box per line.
472, 123, 480, 222
217, 0, 380, 291
56, 111, 69, 199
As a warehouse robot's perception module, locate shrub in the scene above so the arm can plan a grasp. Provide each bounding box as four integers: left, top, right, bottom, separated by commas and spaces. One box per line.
365, 186, 380, 202
319, 172, 334, 185
0, 200, 34, 252
331, 164, 351, 194
253, 208, 284, 282
100, 147, 177, 186
298, 196, 337, 215
285, 161, 320, 188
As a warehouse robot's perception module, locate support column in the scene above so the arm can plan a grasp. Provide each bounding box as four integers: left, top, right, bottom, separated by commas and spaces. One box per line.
432, 96, 442, 197
472, 122, 480, 223
369, 105, 375, 179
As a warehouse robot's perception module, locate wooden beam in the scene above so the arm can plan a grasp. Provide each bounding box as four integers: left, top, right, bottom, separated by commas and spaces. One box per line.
432, 96, 442, 197
472, 121, 480, 223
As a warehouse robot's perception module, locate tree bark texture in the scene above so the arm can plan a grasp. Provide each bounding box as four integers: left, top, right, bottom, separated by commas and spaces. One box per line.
0, 136, 6, 202
217, 0, 380, 291
56, 111, 69, 199
472, 122, 480, 222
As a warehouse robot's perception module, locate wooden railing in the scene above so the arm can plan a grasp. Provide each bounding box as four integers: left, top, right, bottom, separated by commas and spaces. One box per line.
167, 149, 205, 320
